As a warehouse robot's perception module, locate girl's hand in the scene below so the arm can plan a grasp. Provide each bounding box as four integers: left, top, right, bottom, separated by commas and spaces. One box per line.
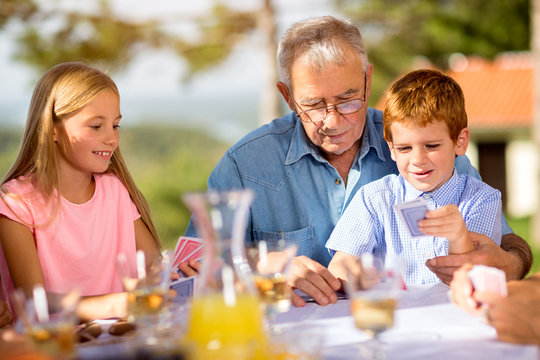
178, 260, 200, 277
0, 301, 13, 328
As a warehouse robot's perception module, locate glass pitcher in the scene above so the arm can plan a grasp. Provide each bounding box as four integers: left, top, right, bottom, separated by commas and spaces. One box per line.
182, 190, 269, 359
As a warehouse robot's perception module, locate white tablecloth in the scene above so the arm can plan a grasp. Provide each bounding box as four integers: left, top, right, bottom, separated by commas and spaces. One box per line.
274, 283, 540, 360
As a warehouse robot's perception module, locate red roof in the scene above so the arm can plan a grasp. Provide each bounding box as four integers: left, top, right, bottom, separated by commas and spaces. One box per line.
376, 52, 534, 130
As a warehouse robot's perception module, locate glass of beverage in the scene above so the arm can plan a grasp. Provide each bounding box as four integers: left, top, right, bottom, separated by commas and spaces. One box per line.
246, 240, 297, 328
344, 254, 402, 359
116, 251, 171, 324
11, 286, 80, 359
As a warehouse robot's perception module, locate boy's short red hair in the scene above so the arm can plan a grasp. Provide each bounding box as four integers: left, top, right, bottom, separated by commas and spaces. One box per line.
383, 69, 467, 143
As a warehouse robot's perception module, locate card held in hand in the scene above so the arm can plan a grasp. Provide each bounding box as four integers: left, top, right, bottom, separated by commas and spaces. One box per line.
468, 265, 507, 297
393, 198, 429, 237
171, 236, 203, 270
170, 276, 196, 304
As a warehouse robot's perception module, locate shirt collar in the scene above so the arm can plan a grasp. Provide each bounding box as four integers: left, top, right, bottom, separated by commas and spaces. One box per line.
358, 108, 389, 165
402, 169, 459, 205
285, 113, 328, 165
284, 108, 389, 166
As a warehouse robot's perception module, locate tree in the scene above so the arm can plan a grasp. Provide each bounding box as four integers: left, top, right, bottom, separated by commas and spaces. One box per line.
1, 0, 283, 123
337, 0, 530, 102
2, 0, 531, 121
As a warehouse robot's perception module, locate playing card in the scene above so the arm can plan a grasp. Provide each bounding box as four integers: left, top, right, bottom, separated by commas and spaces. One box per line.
170, 276, 196, 304
182, 246, 204, 264
468, 265, 507, 297
171, 237, 203, 269
178, 238, 203, 262
393, 198, 429, 237
171, 236, 187, 265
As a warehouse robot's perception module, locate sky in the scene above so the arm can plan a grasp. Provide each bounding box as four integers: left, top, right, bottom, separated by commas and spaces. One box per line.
0, 0, 337, 142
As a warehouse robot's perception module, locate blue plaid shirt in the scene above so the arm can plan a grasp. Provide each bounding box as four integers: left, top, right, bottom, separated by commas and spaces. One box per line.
326, 171, 502, 285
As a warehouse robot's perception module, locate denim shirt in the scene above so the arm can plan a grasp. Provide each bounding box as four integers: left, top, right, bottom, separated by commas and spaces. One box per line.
185, 108, 511, 267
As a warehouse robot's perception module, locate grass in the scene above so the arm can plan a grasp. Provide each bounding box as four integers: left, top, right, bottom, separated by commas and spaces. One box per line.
505, 215, 540, 276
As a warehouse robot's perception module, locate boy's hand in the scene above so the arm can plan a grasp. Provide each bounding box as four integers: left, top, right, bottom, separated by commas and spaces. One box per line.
327, 251, 362, 289
418, 204, 474, 254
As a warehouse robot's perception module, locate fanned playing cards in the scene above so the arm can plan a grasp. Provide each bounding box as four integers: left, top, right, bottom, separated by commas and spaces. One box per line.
170, 236, 204, 270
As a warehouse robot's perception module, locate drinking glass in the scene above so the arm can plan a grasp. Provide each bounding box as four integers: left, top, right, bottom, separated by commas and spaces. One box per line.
344, 253, 401, 360
11, 285, 80, 359
246, 239, 297, 329
116, 251, 171, 324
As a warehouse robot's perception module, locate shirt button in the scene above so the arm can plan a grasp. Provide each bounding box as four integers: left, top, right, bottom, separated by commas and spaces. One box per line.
335, 178, 341, 185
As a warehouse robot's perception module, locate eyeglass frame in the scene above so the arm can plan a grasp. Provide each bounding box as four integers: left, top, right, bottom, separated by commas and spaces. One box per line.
288, 73, 368, 125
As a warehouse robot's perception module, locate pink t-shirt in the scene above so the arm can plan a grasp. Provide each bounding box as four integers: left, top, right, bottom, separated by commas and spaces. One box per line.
0, 173, 139, 304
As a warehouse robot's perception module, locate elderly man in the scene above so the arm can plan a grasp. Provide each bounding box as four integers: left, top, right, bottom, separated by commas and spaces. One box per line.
185, 16, 532, 306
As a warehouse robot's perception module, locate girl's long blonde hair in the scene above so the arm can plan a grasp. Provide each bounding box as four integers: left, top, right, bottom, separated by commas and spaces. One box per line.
1, 61, 160, 248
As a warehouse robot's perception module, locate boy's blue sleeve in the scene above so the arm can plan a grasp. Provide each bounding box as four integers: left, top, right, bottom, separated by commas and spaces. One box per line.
455, 155, 512, 235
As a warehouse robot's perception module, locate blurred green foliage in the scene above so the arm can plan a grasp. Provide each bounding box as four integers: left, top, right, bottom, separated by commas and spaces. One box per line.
0, 125, 229, 250
120, 125, 229, 250
339, 0, 530, 103
505, 216, 540, 276
2, 0, 257, 77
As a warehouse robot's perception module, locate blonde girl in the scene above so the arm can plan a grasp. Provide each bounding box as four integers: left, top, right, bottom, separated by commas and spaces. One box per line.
0, 62, 160, 321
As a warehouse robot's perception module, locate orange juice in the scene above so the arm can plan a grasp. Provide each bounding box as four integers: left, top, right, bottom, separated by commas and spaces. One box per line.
186, 293, 269, 359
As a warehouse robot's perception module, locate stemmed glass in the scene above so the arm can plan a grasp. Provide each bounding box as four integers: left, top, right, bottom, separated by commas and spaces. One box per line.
116, 251, 171, 324
246, 239, 297, 332
344, 253, 401, 360
11, 286, 81, 359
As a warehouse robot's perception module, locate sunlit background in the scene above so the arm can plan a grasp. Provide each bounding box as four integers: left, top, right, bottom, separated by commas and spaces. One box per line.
1, 0, 538, 273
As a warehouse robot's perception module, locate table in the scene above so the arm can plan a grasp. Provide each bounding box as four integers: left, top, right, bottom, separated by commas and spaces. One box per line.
274, 283, 539, 360
78, 283, 539, 360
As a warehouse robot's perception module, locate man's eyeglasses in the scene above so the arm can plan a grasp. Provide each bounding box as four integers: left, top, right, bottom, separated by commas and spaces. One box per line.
292, 74, 367, 125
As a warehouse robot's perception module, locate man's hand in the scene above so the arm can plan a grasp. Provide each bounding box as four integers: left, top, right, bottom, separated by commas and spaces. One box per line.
288, 256, 341, 307
426, 232, 525, 284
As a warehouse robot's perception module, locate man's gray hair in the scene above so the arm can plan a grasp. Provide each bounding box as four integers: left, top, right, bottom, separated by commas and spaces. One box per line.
277, 16, 369, 89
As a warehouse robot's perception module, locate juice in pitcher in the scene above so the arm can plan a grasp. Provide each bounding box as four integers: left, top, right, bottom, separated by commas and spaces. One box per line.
187, 293, 269, 359
182, 190, 270, 359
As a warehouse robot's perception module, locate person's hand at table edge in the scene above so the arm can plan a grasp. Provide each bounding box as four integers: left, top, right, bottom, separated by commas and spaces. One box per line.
449, 263, 478, 314
288, 255, 341, 307
426, 232, 532, 285
474, 290, 540, 345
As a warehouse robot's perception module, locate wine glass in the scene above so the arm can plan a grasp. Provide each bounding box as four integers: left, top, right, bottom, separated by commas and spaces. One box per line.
246, 239, 297, 332
116, 251, 171, 324
344, 253, 401, 360
11, 286, 80, 359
